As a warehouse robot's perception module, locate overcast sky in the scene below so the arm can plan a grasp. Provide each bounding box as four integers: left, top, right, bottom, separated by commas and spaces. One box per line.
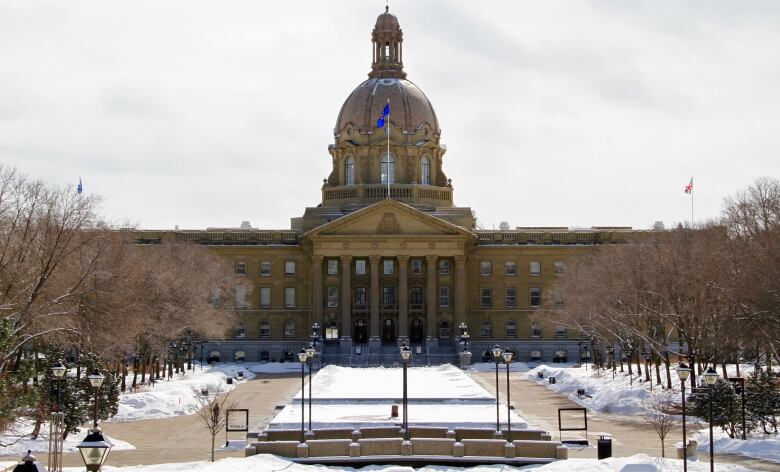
1, 0, 778, 230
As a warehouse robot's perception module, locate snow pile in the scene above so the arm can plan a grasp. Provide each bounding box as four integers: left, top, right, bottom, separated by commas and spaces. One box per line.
43, 452, 753, 472
695, 429, 780, 464
112, 364, 258, 421
0, 419, 134, 456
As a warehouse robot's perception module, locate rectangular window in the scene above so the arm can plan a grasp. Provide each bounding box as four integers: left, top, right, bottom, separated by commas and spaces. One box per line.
439, 287, 450, 307
506, 322, 517, 338
530, 287, 541, 307
529, 261, 541, 276
554, 261, 565, 274
439, 259, 450, 275
480, 288, 492, 308
555, 326, 567, 338
354, 287, 367, 307
505, 261, 517, 276
327, 286, 338, 307
327, 259, 338, 275
259, 287, 271, 308
284, 287, 295, 307
411, 259, 422, 275
234, 261, 246, 275
410, 287, 423, 308
284, 261, 296, 276
382, 287, 395, 307
480, 261, 492, 276
481, 322, 492, 337
355, 260, 366, 275
383, 260, 394, 275
259, 261, 271, 276
531, 325, 542, 338
505, 287, 516, 308
235, 286, 247, 308
259, 322, 270, 338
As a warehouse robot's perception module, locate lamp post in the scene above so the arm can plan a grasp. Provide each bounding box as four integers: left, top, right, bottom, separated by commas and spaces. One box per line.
310, 323, 320, 349
306, 344, 316, 432
502, 349, 514, 441
676, 362, 691, 472
400, 343, 411, 441
491, 345, 503, 434
51, 361, 66, 412
87, 370, 104, 428
730, 376, 746, 440
297, 349, 308, 443
704, 367, 719, 472
78, 370, 111, 472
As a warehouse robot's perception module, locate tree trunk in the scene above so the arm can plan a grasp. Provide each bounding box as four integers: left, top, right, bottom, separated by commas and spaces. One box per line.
211, 435, 215, 462
661, 439, 665, 458
121, 360, 127, 392
187, 343, 193, 371
721, 362, 728, 378
655, 356, 662, 385
635, 349, 642, 377
131, 357, 138, 390
30, 408, 43, 439
627, 350, 633, 376
140, 353, 147, 384
664, 350, 672, 389
735, 362, 741, 377
689, 353, 697, 386
168, 356, 173, 379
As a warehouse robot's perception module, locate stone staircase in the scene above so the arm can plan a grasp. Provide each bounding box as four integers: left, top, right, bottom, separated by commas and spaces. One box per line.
320, 341, 459, 367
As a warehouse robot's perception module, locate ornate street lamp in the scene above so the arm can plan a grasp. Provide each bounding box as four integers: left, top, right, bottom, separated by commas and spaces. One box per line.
502, 349, 514, 441
310, 323, 320, 349
491, 345, 503, 434
76, 426, 112, 472
297, 349, 308, 443
51, 361, 66, 412
87, 370, 104, 428
13, 450, 45, 472
704, 367, 719, 472
676, 362, 692, 472
305, 344, 317, 432
400, 343, 411, 441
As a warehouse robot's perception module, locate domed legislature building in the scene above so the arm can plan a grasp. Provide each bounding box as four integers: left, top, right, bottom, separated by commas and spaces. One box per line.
137, 8, 642, 365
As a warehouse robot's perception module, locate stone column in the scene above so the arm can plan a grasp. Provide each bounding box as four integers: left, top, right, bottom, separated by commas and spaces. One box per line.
397, 255, 410, 344
311, 256, 323, 333
369, 255, 381, 347
455, 255, 466, 326
426, 255, 438, 348
340, 255, 352, 350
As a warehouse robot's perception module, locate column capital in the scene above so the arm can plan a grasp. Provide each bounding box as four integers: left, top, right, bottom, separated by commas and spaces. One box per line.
339, 254, 353, 263
397, 254, 410, 263
426, 255, 438, 264
312, 255, 324, 263
454, 255, 466, 264
369, 255, 381, 263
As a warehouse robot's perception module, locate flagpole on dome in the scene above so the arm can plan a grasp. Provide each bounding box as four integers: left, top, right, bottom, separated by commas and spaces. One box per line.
386, 98, 390, 199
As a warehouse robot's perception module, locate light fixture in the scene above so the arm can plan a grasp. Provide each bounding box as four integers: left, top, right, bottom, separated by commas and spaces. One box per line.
297, 348, 308, 363
491, 345, 502, 360
502, 349, 513, 363
306, 344, 316, 359
76, 427, 113, 472
704, 367, 718, 386
400, 343, 411, 362
676, 362, 691, 381
51, 362, 66, 379
88, 370, 104, 389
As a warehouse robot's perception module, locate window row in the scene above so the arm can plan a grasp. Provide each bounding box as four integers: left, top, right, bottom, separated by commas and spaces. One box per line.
479, 261, 564, 276
480, 287, 541, 308
478, 320, 567, 338
325, 258, 452, 276
344, 155, 431, 186
235, 319, 298, 339
235, 261, 297, 276
326, 286, 452, 308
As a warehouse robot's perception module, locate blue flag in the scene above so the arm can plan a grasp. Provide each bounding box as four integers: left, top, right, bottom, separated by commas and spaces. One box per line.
376, 102, 390, 128
77, 177, 83, 194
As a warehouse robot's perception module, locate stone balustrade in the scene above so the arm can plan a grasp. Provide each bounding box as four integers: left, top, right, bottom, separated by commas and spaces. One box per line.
322, 184, 453, 207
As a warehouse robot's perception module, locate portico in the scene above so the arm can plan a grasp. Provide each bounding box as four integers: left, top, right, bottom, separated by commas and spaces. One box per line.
304, 199, 473, 352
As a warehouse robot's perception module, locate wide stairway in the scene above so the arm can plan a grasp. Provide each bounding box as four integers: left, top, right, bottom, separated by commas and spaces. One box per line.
320, 342, 459, 367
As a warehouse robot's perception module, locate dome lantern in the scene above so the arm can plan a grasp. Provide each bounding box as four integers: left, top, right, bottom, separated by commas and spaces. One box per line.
370, 6, 406, 79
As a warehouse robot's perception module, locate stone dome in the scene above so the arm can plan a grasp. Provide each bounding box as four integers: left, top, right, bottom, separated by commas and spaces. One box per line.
375, 9, 400, 30
335, 77, 440, 135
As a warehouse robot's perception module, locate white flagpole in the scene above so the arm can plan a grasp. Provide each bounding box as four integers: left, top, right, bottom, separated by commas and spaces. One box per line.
386, 98, 390, 199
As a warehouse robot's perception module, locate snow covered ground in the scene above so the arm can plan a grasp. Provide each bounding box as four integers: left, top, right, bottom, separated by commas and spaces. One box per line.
694, 429, 780, 464
270, 365, 527, 429
30, 452, 751, 471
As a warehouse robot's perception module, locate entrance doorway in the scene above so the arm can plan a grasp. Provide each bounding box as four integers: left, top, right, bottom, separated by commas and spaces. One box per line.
382, 318, 396, 343
353, 319, 368, 343
409, 318, 424, 343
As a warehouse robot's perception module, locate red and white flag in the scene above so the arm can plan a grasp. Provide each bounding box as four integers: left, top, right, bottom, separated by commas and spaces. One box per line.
684, 177, 693, 194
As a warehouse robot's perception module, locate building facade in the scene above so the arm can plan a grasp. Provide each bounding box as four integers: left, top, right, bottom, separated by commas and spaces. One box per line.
136, 8, 643, 365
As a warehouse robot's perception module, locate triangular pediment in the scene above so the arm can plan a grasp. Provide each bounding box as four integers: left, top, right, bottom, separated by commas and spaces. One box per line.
303, 199, 474, 238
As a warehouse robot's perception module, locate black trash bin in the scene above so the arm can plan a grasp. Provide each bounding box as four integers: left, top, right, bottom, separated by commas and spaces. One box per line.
597, 435, 612, 459
226, 377, 233, 385
548, 377, 556, 384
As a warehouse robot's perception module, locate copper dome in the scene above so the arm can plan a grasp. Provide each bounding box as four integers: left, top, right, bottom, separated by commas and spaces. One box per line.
335, 77, 439, 135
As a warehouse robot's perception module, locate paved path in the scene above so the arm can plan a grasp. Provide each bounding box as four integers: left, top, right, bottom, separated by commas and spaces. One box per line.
1, 373, 301, 468
469, 371, 776, 471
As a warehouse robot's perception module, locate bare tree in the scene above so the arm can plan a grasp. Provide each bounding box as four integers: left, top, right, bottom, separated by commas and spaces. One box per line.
645, 391, 676, 457
195, 386, 235, 462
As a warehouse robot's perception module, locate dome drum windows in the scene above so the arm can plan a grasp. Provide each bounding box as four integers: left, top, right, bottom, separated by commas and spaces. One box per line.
380, 154, 395, 185
421, 156, 431, 185
345, 156, 355, 185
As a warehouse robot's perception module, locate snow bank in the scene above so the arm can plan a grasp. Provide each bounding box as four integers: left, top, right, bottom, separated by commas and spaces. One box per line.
695, 429, 780, 464
1, 419, 134, 456
112, 363, 258, 421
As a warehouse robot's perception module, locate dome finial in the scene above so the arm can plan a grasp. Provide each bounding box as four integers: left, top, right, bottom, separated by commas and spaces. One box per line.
386, 1, 389, 13
370, 3, 405, 79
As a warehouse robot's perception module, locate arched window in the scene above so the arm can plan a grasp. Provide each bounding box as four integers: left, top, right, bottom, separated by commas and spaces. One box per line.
284, 319, 295, 337
345, 156, 355, 185
380, 154, 395, 185
421, 156, 431, 185
481, 320, 492, 337
506, 320, 517, 338
259, 321, 270, 338
439, 320, 450, 338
